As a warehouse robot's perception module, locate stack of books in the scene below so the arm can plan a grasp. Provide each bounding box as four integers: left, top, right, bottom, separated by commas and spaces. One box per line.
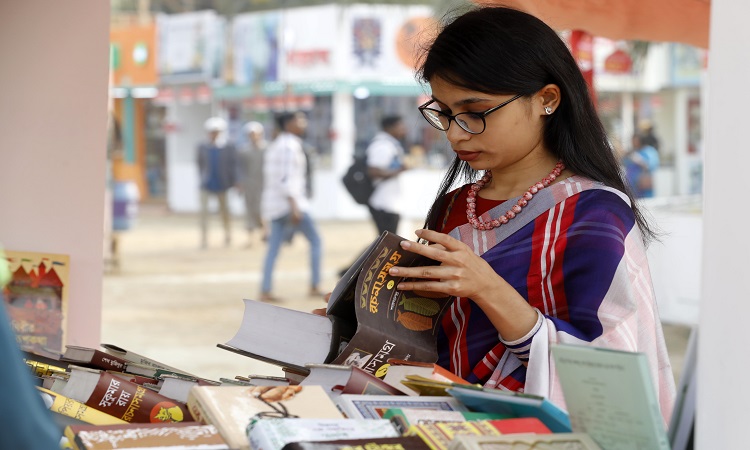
19, 232, 670, 449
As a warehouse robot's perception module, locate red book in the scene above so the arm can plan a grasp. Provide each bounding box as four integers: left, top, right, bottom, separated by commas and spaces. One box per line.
61, 366, 193, 424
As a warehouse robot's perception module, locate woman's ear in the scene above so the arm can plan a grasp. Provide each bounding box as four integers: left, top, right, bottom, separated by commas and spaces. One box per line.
537, 84, 561, 116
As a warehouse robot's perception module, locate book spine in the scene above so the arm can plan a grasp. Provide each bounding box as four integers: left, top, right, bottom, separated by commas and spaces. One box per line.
85, 372, 193, 423
37, 387, 127, 426
89, 350, 128, 372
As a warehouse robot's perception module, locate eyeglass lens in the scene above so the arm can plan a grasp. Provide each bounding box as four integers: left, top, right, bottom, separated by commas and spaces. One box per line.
421, 109, 486, 134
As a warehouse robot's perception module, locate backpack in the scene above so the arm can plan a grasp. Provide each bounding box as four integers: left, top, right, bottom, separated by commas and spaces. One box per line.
342, 154, 374, 205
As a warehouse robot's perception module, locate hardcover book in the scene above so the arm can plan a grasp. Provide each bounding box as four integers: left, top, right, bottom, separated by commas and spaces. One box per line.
446, 385, 571, 433
551, 344, 670, 450
64, 421, 229, 450
382, 408, 512, 434
248, 418, 398, 450
60, 366, 193, 424
186, 385, 343, 450
219, 231, 453, 377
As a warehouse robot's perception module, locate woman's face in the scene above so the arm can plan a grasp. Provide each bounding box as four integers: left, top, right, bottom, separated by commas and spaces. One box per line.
427, 76, 552, 173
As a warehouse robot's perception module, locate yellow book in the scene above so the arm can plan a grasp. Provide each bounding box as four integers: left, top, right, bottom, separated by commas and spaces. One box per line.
36, 387, 127, 426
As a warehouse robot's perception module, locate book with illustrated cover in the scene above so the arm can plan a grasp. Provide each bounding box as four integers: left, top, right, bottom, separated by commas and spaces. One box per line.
186, 385, 343, 450
219, 231, 453, 377
551, 344, 670, 450
382, 408, 512, 434
3, 250, 69, 353
60, 366, 193, 424
382, 359, 471, 396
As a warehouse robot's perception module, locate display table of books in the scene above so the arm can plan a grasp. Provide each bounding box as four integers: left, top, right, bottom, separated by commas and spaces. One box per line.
22, 233, 671, 450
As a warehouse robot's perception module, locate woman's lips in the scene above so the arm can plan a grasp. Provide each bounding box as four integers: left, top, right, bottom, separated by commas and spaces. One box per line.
455, 151, 480, 161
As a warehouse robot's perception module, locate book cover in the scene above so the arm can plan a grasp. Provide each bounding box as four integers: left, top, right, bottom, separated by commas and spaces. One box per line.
300, 364, 406, 398
446, 385, 571, 433
186, 385, 343, 450
382, 408, 512, 434
158, 374, 220, 404
382, 359, 470, 396
248, 418, 398, 450
335, 394, 467, 420
64, 421, 229, 450
61, 367, 193, 424
281, 436, 431, 450
551, 344, 670, 450
408, 418, 551, 450
36, 387, 127, 426
61, 346, 129, 372
447, 433, 602, 450
219, 232, 453, 376
3, 250, 69, 353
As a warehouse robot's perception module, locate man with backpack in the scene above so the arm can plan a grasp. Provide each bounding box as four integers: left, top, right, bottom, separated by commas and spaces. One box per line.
364, 115, 408, 234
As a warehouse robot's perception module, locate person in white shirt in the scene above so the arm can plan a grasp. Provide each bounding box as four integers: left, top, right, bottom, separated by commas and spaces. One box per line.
260, 111, 322, 301
366, 115, 409, 235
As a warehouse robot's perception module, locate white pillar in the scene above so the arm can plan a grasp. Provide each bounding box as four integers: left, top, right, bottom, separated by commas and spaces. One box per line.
0, 1, 110, 347
697, 0, 750, 447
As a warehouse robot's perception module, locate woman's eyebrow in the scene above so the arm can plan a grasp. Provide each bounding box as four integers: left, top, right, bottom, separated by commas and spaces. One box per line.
432, 96, 492, 107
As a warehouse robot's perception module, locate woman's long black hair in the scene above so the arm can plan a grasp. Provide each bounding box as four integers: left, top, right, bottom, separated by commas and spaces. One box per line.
418, 6, 656, 242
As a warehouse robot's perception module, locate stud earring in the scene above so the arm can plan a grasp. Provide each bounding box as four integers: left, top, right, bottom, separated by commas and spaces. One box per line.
544, 106, 553, 115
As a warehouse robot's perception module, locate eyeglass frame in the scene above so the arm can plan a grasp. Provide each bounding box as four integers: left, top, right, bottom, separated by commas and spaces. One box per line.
418, 93, 524, 135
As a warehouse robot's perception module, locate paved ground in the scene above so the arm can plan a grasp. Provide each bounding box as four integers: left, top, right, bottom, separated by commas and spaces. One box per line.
101, 202, 691, 383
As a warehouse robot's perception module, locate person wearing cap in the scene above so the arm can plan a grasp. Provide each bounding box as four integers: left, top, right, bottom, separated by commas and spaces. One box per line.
197, 117, 239, 248
238, 121, 268, 247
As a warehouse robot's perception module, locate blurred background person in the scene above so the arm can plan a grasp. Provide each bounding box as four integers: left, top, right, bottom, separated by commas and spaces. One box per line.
366, 115, 409, 235
197, 117, 239, 249
238, 121, 267, 248
260, 111, 322, 301
624, 133, 660, 198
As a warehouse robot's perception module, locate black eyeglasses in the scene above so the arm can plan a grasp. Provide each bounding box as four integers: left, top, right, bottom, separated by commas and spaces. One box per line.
419, 94, 523, 135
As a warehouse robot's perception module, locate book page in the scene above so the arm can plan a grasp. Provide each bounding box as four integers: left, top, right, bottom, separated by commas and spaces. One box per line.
552, 344, 669, 450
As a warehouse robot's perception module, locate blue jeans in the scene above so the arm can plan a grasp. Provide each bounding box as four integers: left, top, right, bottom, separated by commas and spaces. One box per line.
261, 212, 321, 294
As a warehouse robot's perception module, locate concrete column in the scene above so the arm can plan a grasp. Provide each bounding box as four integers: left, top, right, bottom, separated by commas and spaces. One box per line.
697, 0, 750, 447
0, 1, 110, 347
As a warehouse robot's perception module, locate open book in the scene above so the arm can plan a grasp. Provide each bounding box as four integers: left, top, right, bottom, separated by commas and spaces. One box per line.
219, 231, 453, 377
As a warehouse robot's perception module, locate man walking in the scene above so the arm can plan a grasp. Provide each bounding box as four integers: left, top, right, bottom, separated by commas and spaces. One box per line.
366, 115, 408, 234
260, 111, 322, 301
197, 117, 238, 248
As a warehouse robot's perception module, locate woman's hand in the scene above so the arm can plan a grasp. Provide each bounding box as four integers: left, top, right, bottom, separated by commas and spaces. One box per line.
391, 229, 539, 342
388, 229, 501, 303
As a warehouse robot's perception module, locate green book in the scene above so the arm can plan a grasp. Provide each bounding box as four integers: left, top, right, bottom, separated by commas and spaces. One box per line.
551, 344, 670, 450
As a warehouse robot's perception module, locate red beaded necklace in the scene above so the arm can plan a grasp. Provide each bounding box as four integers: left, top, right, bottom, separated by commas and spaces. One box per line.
466, 160, 566, 230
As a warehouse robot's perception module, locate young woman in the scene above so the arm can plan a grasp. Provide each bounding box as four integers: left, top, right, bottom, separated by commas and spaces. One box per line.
388, 6, 675, 422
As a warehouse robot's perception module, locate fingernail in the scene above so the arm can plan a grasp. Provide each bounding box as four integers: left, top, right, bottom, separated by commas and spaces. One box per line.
415, 229, 423, 236
400, 241, 411, 249
389, 267, 399, 275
